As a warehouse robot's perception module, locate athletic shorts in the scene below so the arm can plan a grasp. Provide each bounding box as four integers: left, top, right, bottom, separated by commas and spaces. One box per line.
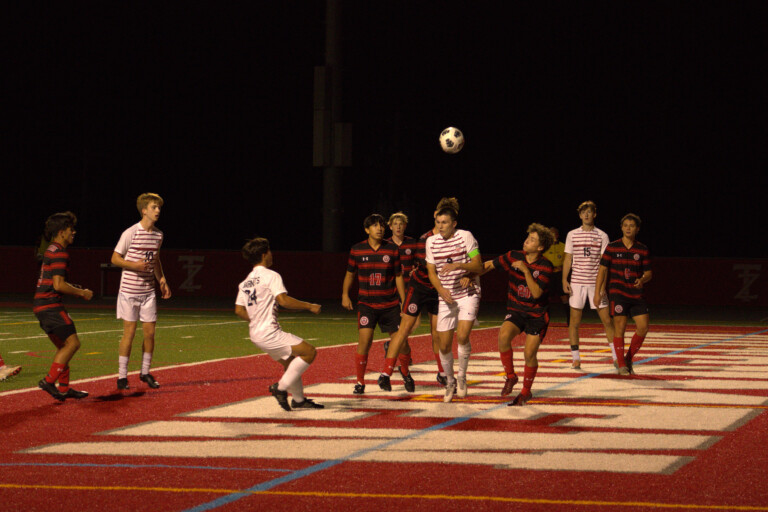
358, 304, 400, 333
610, 300, 649, 318
252, 330, 303, 361
402, 283, 438, 317
569, 283, 609, 310
35, 307, 77, 341
117, 292, 157, 322
504, 310, 550, 338
437, 294, 480, 332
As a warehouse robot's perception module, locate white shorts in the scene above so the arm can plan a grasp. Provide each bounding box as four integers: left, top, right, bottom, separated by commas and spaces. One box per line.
437, 294, 480, 332
252, 330, 303, 361
117, 292, 157, 322
569, 283, 608, 310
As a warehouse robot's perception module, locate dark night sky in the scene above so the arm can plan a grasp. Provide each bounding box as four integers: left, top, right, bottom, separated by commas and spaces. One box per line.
5, 2, 767, 257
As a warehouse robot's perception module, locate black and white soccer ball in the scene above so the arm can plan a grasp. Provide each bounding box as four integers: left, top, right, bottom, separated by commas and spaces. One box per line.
439, 127, 465, 154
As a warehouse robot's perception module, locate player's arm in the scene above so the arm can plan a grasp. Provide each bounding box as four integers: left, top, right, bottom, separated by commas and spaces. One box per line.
562, 253, 573, 294
111, 251, 150, 272
439, 252, 483, 275
341, 271, 356, 310
594, 265, 608, 306
52, 275, 93, 301
511, 261, 545, 299
276, 293, 321, 314
234, 304, 250, 321
634, 270, 653, 289
153, 256, 172, 299
427, 262, 454, 304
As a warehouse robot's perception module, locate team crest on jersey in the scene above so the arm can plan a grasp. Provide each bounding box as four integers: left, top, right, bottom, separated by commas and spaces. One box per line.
360, 316, 370, 326
383, 255, 390, 263
634, 254, 640, 261
615, 304, 624, 314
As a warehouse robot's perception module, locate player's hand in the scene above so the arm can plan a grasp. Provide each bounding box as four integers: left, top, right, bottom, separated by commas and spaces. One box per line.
159, 279, 172, 299
459, 276, 472, 289
511, 261, 528, 273
341, 295, 354, 311
81, 288, 94, 301
440, 262, 460, 275
439, 289, 454, 304
563, 281, 572, 295
633, 279, 644, 289
308, 303, 321, 314
132, 260, 152, 272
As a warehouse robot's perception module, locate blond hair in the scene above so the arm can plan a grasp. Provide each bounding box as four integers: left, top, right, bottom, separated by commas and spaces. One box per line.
388, 212, 408, 225
136, 192, 164, 215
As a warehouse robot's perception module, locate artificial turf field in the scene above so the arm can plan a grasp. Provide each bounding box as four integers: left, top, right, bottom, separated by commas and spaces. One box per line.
1, 299, 768, 511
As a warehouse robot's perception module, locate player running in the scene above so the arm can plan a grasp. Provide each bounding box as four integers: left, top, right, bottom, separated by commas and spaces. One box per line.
595, 213, 652, 375
235, 237, 324, 411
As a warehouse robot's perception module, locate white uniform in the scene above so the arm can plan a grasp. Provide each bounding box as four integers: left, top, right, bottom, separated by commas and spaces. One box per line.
235, 266, 302, 361
564, 226, 609, 309
426, 229, 481, 331
114, 223, 163, 322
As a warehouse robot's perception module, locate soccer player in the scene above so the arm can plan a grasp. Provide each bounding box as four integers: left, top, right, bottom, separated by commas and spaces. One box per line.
235, 237, 324, 411
33, 211, 93, 401
377, 199, 459, 392
342, 214, 405, 394
387, 212, 419, 283
595, 213, 652, 376
426, 205, 483, 402
111, 193, 172, 390
562, 201, 615, 369
479, 224, 554, 406
0, 354, 21, 382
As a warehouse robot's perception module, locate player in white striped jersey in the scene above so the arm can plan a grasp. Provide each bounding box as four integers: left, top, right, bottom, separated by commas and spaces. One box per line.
562, 201, 614, 369
111, 193, 172, 391
426, 205, 483, 402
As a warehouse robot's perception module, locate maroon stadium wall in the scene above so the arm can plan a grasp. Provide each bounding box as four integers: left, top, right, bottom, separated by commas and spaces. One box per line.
1, 247, 766, 306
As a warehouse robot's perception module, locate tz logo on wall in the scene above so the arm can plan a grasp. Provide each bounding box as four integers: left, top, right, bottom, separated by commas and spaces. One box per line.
734, 263, 762, 302
178, 255, 205, 292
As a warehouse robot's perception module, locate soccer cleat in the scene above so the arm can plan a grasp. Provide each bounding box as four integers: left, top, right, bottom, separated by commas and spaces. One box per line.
571, 360, 581, 369
436, 373, 447, 386
291, 398, 325, 409
38, 379, 65, 402
625, 358, 635, 375
117, 378, 130, 390
443, 378, 457, 403
378, 374, 392, 391
269, 383, 291, 411
0, 365, 22, 381
399, 367, 415, 393
508, 390, 533, 406
617, 366, 631, 376
457, 375, 467, 398
62, 388, 89, 399
613, 360, 619, 369
501, 374, 519, 397
353, 383, 365, 395
140, 373, 160, 389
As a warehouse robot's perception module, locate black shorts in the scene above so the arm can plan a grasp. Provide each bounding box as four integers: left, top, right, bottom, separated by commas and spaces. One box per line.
358, 304, 400, 333
610, 300, 649, 318
402, 283, 438, 317
503, 310, 550, 338
35, 307, 77, 341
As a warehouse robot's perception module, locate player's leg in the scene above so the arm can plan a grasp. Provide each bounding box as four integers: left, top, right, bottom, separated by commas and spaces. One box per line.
354, 327, 375, 394
138, 321, 160, 388
499, 319, 522, 396
612, 311, 630, 374
454, 319, 475, 398
379, 315, 416, 391
116, 293, 140, 389
625, 310, 650, 374
283, 339, 323, 409
40, 327, 81, 401
596, 306, 617, 366
568, 284, 588, 368
510, 333, 543, 406
429, 312, 447, 384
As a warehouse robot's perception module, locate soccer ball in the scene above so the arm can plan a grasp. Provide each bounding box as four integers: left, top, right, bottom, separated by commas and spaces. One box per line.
439, 127, 464, 154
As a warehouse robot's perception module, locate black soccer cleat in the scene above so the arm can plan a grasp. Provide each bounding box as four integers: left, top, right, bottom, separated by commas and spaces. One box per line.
625, 357, 636, 375
140, 373, 160, 389
291, 398, 325, 409
378, 374, 392, 391
400, 368, 415, 393
38, 379, 65, 402
353, 383, 365, 395
117, 378, 130, 390
507, 390, 533, 407
269, 383, 291, 411
62, 388, 89, 399
436, 373, 447, 386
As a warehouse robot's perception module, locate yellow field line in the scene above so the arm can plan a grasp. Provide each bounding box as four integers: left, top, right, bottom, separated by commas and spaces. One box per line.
1, 483, 766, 510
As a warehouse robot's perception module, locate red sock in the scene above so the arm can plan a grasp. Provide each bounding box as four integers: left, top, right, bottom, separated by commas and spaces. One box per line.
382, 357, 397, 377
45, 362, 66, 384
355, 353, 368, 385
398, 353, 411, 376
0, 354, 5, 366
627, 333, 645, 361
613, 337, 627, 367
522, 365, 538, 393
435, 353, 444, 373
57, 366, 70, 393
499, 349, 515, 378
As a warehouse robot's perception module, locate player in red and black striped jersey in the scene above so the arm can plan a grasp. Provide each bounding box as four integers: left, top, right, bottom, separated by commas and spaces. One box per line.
479, 223, 555, 406
595, 213, 652, 376
32, 211, 94, 401
342, 214, 405, 394
387, 212, 419, 284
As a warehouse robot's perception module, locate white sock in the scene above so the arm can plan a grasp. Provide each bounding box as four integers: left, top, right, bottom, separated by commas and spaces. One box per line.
141, 352, 153, 375
571, 350, 580, 361
608, 341, 617, 361
288, 380, 305, 402
457, 342, 471, 379
439, 351, 455, 381
118, 356, 129, 379
278, 357, 310, 392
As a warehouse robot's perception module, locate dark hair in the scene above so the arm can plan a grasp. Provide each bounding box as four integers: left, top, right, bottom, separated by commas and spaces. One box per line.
577, 200, 597, 214
363, 214, 386, 230
435, 206, 458, 221
44, 211, 77, 241
527, 223, 555, 253
621, 213, 642, 228
242, 237, 270, 266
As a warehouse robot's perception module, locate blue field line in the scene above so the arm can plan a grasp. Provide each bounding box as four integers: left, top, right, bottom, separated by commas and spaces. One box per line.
184, 327, 768, 511
0, 462, 291, 472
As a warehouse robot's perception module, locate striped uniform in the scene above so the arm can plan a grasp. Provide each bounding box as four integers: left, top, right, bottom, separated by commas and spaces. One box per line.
346, 240, 401, 310
492, 251, 553, 318
408, 230, 436, 291
425, 229, 481, 301
33, 242, 76, 337
114, 223, 164, 297
564, 226, 609, 285
387, 235, 419, 284
600, 239, 652, 310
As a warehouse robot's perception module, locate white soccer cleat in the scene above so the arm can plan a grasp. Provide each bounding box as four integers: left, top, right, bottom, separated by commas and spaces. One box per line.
0, 365, 22, 381
457, 376, 467, 398
443, 378, 457, 403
